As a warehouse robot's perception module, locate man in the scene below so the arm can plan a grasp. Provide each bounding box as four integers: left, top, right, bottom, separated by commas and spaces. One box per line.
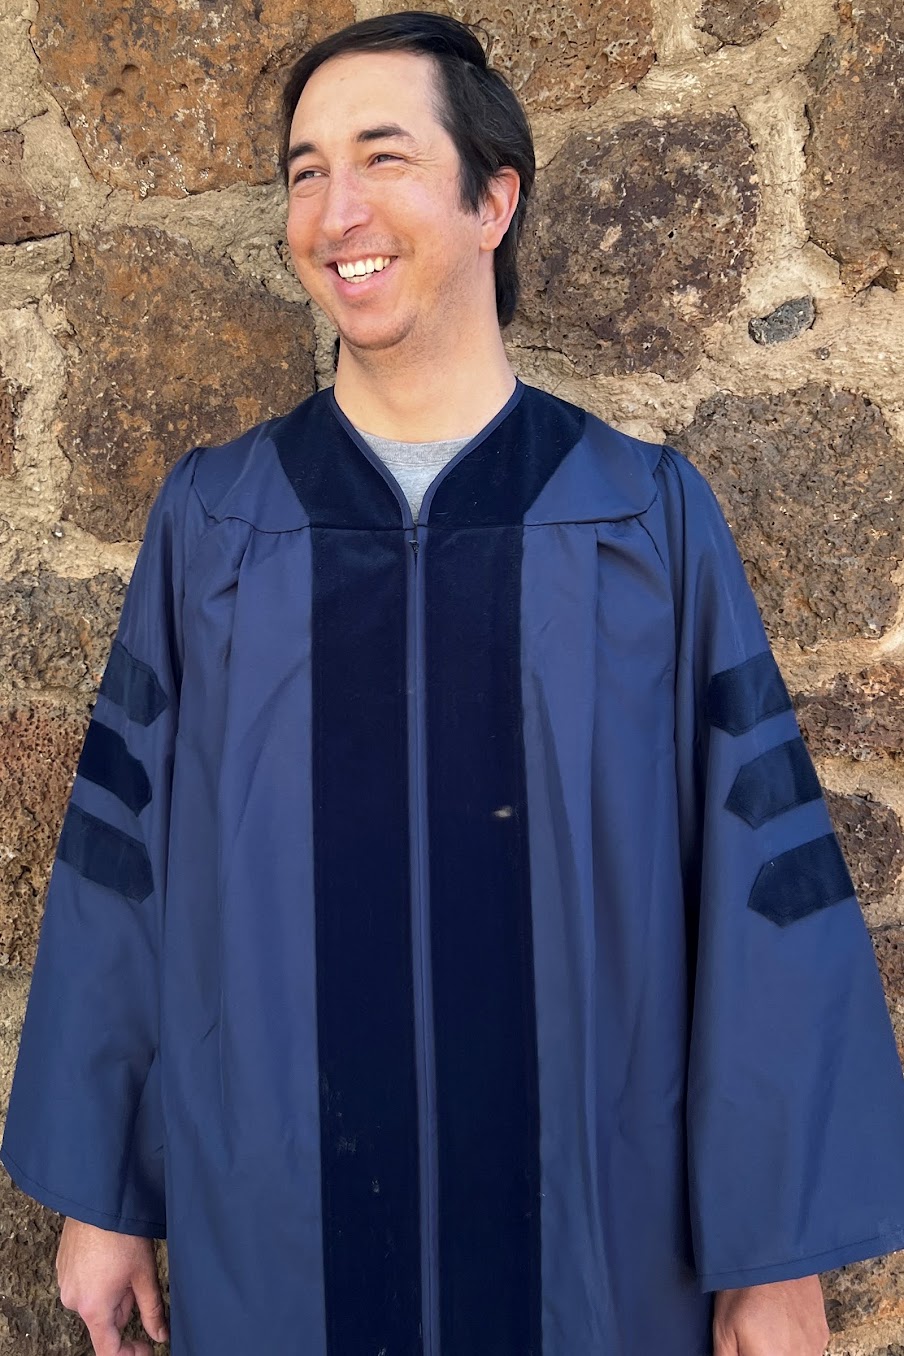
3, 11, 904, 1356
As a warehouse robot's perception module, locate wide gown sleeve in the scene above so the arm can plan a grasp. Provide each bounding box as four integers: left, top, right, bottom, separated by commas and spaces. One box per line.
656, 447, 904, 1293
0, 450, 203, 1238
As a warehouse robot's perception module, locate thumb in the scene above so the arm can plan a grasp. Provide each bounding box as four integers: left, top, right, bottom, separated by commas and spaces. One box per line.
131, 1263, 168, 1345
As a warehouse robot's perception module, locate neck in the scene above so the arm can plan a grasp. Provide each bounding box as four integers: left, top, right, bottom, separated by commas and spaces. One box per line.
331, 324, 517, 442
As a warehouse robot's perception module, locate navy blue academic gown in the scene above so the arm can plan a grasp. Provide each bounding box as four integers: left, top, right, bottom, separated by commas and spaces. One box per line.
4, 378, 904, 1356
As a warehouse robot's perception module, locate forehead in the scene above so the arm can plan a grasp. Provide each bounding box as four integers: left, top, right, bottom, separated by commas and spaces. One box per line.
289, 49, 444, 141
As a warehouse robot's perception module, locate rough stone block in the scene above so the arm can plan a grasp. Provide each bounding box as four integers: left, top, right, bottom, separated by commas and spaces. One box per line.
31, 0, 356, 197
514, 115, 758, 379
804, 3, 904, 291
0, 705, 86, 970
397, 0, 655, 111
670, 386, 904, 644
795, 666, 904, 761
0, 569, 125, 696
699, 0, 782, 46
824, 1249, 904, 1341
874, 928, 904, 1001
54, 227, 315, 542
748, 296, 815, 345
0, 131, 63, 246
824, 790, 904, 912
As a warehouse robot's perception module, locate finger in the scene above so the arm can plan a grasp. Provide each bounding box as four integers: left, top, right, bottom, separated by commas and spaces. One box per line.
85, 1314, 126, 1356
88, 1324, 152, 1356
132, 1267, 169, 1344
113, 1288, 135, 1332
86, 1314, 153, 1356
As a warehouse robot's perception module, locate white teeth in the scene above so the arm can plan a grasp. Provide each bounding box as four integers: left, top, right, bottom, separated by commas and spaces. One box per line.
336, 256, 393, 279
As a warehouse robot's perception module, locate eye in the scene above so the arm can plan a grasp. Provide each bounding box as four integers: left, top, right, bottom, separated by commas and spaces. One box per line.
372, 153, 401, 164
291, 168, 321, 185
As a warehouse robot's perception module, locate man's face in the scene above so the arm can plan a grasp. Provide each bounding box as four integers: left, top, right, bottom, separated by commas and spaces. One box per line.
285, 50, 493, 357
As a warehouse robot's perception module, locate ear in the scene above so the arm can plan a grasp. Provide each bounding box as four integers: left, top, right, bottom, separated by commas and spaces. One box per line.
479, 167, 521, 252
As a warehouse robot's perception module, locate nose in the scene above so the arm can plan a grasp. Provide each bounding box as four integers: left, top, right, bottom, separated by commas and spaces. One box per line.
319, 164, 372, 242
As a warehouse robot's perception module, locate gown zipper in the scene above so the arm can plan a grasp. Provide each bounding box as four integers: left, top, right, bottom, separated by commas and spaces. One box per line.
407, 523, 439, 1356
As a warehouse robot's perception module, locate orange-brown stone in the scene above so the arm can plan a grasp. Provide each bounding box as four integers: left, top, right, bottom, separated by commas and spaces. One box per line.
397, 0, 655, 112
824, 1246, 904, 1338
54, 227, 315, 542
804, 2, 904, 291
31, 0, 356, 196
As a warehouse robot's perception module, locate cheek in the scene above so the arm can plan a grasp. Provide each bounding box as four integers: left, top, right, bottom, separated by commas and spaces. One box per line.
285, 202, 315, 262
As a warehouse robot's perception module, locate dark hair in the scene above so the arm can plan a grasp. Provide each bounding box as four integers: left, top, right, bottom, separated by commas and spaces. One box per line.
279, 11, 535, 327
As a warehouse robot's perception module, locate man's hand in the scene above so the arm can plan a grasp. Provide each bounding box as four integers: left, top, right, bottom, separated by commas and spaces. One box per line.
713, 1275, 830, 1355
56, 1216, 169, 1355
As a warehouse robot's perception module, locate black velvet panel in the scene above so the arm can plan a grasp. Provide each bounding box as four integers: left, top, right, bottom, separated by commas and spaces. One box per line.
274, 389, 403, 529
274, 395, 423, 1356
725, 737, 822, 829
426, 385, 583, 1356
78, 720, 152, 816
58, 803, 153, 902
428, 384, 584, 528
748, 834, 856, 926
99, 641, 169, 726
706, 651, 792, 736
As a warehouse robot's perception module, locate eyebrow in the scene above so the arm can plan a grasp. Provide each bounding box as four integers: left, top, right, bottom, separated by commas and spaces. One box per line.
286, 123, 417, 167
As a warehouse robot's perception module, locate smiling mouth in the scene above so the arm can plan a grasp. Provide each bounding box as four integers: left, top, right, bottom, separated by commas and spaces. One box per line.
329, 255, 396, 283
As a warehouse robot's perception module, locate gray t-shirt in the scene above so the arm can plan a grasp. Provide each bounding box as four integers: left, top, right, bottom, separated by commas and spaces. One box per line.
355, 428, 471, 523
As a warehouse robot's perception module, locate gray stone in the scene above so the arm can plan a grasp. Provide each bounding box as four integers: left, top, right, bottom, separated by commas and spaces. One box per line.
748, 296, 815, 345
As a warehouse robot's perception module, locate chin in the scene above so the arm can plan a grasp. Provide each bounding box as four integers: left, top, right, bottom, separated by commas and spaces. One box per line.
336, 322, 412, 354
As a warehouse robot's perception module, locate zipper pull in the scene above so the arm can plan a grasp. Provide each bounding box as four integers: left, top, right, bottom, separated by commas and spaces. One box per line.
409, 537, 419, 556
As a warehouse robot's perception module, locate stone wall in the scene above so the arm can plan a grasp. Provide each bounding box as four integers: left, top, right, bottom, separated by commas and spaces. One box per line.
0, 0, 902, 1350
